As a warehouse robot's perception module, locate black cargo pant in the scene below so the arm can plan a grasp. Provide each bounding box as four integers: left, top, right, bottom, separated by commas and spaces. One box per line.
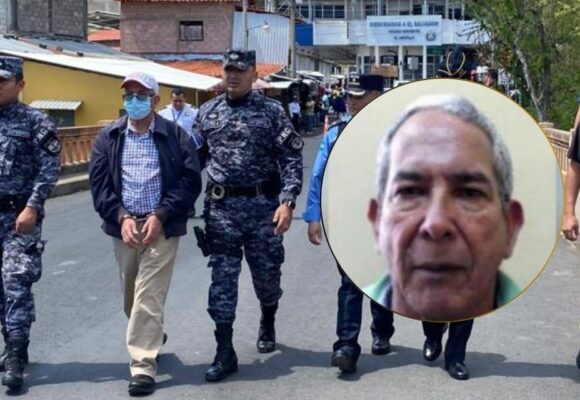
422, 319, 474, 363
333, 265, 394, 359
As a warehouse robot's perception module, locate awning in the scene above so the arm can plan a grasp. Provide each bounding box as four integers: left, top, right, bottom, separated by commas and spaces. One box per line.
297, 70, 324, 80
2, 50, 222, 91
29, 100, 82, 110
211, 78, 272, 91
268, 81, 293, 90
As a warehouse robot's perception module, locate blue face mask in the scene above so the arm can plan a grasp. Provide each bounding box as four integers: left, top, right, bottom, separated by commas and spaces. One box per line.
124, 97, 152, 120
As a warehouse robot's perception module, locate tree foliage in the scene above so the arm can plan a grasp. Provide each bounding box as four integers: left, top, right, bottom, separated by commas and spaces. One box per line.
466, 0, 580, 128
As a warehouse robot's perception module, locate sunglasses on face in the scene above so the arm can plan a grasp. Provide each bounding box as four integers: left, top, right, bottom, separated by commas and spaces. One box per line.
122, 92, 154, 101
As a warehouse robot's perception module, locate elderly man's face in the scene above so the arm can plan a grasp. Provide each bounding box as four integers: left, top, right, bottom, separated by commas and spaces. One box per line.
369, 110, 523, 321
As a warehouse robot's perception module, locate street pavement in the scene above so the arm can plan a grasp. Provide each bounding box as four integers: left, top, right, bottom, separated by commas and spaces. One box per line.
4, 132, 579, 399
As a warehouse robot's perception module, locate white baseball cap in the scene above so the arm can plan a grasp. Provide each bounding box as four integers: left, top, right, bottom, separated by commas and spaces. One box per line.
121, 71, 159, 95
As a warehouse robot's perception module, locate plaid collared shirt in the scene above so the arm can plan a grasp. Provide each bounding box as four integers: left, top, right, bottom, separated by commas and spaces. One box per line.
121, 117, 162, 216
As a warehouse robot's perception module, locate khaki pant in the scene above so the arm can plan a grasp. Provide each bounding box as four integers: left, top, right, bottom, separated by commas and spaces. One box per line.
113, 232, 179, 378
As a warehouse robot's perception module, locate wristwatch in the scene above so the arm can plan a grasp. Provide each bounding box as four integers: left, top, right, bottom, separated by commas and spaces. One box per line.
281, 199, 296, 210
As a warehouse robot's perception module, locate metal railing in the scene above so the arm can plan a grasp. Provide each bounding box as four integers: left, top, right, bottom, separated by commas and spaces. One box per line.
541, 122, 572, 174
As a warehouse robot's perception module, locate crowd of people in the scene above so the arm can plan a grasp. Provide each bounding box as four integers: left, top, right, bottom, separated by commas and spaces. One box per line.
287, 82, 350, 135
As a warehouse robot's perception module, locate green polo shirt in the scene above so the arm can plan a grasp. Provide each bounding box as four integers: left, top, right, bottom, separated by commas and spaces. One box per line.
364, 270, 521, 310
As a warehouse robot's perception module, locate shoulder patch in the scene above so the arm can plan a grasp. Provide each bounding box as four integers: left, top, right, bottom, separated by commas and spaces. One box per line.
275, 126, 304, 151
32, 118, 61, 156
44, 136, 62, 155
288, 135, 304, 150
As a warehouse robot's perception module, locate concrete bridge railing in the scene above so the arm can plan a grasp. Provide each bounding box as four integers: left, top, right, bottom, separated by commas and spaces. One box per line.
540, 122, 573, 174
57, 125, 103, 175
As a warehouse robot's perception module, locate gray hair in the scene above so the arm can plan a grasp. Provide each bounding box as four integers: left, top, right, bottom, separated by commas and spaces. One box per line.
375, 95, 513, 210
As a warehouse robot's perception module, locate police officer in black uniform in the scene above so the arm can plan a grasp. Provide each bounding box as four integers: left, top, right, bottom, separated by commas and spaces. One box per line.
421, 46, 479, 381
0, 56, 61, 390
193, 49, 303, 382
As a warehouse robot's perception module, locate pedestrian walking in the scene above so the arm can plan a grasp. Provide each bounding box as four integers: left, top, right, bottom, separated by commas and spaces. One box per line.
0, 56, 61, 391
192, 49, 303, 382
304, 74, 394, 374
89, 71, 201, 396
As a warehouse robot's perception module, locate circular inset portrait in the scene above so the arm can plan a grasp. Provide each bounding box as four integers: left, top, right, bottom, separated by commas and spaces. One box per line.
321, 78, 563, 323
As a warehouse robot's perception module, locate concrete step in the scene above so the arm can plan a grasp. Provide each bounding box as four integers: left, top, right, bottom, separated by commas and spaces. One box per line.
50, 172, 89, 198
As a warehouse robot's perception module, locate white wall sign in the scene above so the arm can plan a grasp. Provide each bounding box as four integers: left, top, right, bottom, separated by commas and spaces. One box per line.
367, 15, 442, 46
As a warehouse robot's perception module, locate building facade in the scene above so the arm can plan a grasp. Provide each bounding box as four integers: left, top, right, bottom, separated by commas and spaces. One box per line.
0, 0, 13, 33
120, 0, 238, 57
1, 0, 88, 39
270, 0, 485, 82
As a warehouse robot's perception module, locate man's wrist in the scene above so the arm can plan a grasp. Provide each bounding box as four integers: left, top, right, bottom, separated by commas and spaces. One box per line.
281, 198, 296, 210
147, 211, 160, 220
119, 214, 135, 224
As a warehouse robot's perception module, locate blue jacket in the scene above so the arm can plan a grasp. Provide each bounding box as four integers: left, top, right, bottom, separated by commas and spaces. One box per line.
303, 114, 351, 222
89, 114, 202, 238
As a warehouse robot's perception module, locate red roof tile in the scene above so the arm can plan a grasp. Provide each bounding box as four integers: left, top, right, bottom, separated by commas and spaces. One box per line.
88, 29, 121, 42
162, 60, 284, 79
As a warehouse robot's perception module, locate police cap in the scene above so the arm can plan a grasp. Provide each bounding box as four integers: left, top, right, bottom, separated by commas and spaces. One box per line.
0, 56, 23, 80
346, 74, 384, 97
223, 49, 256, 71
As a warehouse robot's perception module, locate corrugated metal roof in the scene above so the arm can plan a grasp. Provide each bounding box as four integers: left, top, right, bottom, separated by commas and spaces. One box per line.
0, 36, 54, 55
29, 100, 83, 110
0, 35, 140, 60
23, 37, 141, 60
0, 50, 221, 91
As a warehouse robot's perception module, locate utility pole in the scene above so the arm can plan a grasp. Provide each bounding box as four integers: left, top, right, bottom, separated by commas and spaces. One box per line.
289, 0, 296, 78
243, 0, 248, 50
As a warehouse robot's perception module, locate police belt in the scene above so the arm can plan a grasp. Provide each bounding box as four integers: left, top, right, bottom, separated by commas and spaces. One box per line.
207, 179, 278, 201
0, 195, 29, 213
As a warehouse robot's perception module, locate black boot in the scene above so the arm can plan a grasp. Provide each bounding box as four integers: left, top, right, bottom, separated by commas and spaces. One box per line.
257, 303, 277, 353
2, 337, 29, 390
0, 335, 28, 372
205, 323, 238, 382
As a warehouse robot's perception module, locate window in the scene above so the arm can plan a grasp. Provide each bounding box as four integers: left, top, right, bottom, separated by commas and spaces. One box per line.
179, 21, 203, 41
313, 4, 344, 19
297, 5, 309, 19
448, 8, 462, 19
433, 5, 444, 16
48, 110, 75, 127
414, 2, 445, 16
322, 5, 334, 19
365, 4, 377, 16
380, 55, 396, 64
314, 5, 323, 18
